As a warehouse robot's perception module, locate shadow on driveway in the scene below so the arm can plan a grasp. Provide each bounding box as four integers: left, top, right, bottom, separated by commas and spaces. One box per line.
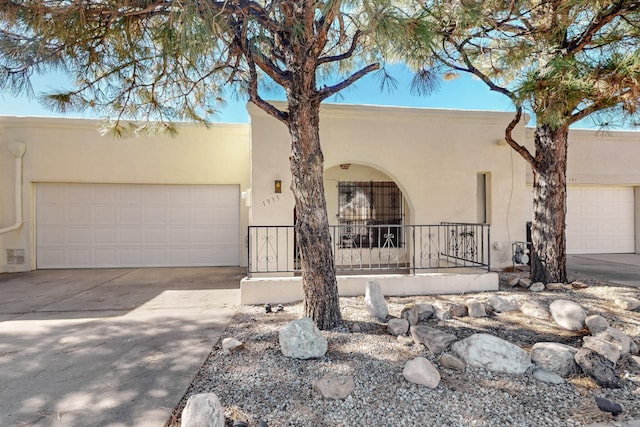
0, 267, 243, 426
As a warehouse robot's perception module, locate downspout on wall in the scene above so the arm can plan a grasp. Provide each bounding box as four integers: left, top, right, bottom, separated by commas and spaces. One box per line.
0, 141, 26, 234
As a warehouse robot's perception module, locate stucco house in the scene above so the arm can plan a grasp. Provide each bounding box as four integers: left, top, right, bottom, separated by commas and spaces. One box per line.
1, 103, 639, 302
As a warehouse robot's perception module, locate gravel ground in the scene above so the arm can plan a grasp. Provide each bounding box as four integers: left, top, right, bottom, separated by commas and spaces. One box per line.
168, 272, 640, 427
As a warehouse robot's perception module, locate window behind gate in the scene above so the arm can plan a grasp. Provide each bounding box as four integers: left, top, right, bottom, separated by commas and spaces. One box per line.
337, 181, 403, 248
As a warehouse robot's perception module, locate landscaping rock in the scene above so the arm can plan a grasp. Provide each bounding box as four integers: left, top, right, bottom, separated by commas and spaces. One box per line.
452, 333, 531, 375
583, 336, 621, 364
518, 278, 532, 288
364, 281, 388, 321
312, 374, 355, 400
574, 348, 623, 389
631, 340, 639, 355
181, 393, 225, 427
596, 327, 631, 355
529, 282, 545, 292
520, 300, 551, 320
585, 315, 609, 334
507, 277, 520, 287
546, 282, 564, 291
532, 368, 565, 385
433, 308, 452, 320
388, 318, 410, 336
530, 342, 580, 377
400, 303, 419, 326
221, 337, 244, 355
448, 303, 468, 318
403, 357, 441, 388
410, 325, 457, 355
465, 299, 487, 317
614, 297, 640, 311
439, 353, 466, 371
488, 295, 518, 312
549, 299, 586, 331
417, 303, 435, 321
279, 317, 327, 359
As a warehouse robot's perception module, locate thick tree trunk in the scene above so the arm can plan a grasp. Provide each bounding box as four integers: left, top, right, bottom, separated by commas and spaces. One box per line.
530, 124, 568, 283
287, 93, 341, 330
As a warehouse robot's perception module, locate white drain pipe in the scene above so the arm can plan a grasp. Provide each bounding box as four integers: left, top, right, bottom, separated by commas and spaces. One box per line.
0, 141, 27, 234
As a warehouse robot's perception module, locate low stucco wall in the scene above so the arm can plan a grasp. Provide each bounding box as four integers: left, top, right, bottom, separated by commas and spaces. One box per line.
240, 271, 499, 305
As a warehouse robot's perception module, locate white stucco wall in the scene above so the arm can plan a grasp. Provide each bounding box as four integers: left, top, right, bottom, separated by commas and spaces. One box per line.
0, 117, 250, 272
248, 103, 531, 268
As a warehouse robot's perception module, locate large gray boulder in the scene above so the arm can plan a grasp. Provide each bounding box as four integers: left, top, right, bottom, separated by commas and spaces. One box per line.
530, 342, 580, 377
365, 281, 388, 321
549, 299, 587, 331
181, 393, 225, 427
279, 317, 328, 359
403, 357, 441, 388
452, 333, 531, 375
410, 325, 457, 355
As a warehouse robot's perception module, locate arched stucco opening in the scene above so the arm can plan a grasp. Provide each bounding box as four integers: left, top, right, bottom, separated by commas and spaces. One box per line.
323, 163, 413, 227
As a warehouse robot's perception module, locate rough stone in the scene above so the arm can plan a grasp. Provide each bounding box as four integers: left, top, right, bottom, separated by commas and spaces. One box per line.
520, 300, 551, 320
488, 296, 518, 312
221, 337, 244, 355
518, 278, 532, 288
439, 353, 466, 371
630, 355, 640, 369
410, 325, 457, 355
546, 282, 564, 291
417, 303, 435, 321
279, 317, 328, 359
530, 342, 580, 378
631, 340, 639, 355
549, 299, 587, 331
433, 308, 452, 320
364, 281, 388, 321
400, 303, 419, 326
388, 318, 410, 336
574, 348, 623, 389
529, 282, 545, 292
614, 297, 640, 311
465, 299, 487, 317
403, 357, 441, 388
448, 303, 468, 318
452, 333, 531, 375
507, 277, 520, 287
596, 327, 632, 355
181, 393, 225, 427
585, 315, 609, 335
583, 336, 621, 364
312, 375, 355, 400
532, 368, 565, 385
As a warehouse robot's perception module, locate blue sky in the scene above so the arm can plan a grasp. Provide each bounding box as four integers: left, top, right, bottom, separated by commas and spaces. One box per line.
0, 63, 623, 129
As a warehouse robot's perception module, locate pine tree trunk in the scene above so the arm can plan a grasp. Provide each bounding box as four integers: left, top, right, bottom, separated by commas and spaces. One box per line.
287, 86, 341, 330
530, 124, 568, 284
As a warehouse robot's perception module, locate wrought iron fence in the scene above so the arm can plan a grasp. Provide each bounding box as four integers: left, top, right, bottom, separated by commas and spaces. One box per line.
247, 222, 490, 276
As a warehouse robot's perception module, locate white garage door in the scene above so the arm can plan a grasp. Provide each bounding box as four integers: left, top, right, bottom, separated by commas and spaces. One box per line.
37, 183, 240, 268
566, 186, 635, 254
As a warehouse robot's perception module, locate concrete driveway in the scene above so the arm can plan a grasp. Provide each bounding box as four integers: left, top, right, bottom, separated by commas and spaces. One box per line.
567, 254, 640, 287
0, 267, 244, 427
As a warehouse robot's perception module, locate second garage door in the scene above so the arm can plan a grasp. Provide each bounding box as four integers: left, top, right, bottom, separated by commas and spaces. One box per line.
566, 186, 635, 254
37, 183, 240, 268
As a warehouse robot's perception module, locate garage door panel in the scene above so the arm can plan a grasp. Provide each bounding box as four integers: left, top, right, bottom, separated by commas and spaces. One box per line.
567, 186, 635, 254
37, 183, 240, 268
